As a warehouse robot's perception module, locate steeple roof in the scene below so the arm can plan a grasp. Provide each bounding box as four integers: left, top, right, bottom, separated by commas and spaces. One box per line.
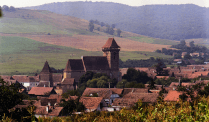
64, 59, 84, 72
102, 38, 120, 48
40, 61, 51, 74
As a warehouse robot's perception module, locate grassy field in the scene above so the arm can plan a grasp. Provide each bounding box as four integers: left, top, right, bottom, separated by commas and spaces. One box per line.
129, 36, 179, 45
0, 36, 172, 75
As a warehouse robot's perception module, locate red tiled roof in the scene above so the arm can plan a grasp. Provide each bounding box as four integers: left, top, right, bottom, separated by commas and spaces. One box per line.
112, 98, 138, 107
169, 82, 195, 88
35, 106, 63, 116
102, 38, 120, 48
122, 88, 149, 96
122, 93, 159, 103
173, 59, 182, 62
82, 88, 123, 99
113, 93, 159, 107
79, 97, 103, 111
12, 75, 30, 83
82, 56, 110, 71
156, 76, 169, 80
0, 75, 13, 80
40, 61, 51, 74
28, 87, 54, 96
64, 59, 84, 72
164, 90, 182, 102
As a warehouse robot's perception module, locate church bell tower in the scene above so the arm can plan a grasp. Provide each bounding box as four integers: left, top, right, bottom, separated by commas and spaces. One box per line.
102, 38, 120, 71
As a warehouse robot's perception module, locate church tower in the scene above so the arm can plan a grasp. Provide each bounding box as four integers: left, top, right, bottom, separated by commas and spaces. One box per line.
39, 61, 52, 86
102, 38, 120, 71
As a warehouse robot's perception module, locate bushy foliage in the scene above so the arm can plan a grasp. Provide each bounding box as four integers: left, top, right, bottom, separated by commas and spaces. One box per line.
62, 90, 80, 98
0, 77, 23, 119
31, 96, 209, 121
117, 68, 152, 88
78, 71, 117, 95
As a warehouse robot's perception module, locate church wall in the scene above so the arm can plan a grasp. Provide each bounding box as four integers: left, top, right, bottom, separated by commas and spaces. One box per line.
71, 71, 85, 82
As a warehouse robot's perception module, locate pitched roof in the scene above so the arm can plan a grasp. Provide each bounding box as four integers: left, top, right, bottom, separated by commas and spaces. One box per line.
64, 59, 84, 72
0, 75, 13, 80
35, 106, 63, 116
12, 75, 30, 83
48, 94, 63, 104
102, 38, 120, 48
164, 90, 182, 102
122, 88, 149, 96
82, 56, 110, 71
112, 98, 138, 107
122, 93, 159, 103
156, 76, 170, 80
79, 97, 103, 111
82, 88, 123, 99
40, 61, 51, 74
169, 82, 195, 88
40, 98, 57, 106
28, 87, 54, 96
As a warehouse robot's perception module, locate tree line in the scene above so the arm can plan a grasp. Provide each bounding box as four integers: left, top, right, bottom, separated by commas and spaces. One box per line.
88, 19, 122, 37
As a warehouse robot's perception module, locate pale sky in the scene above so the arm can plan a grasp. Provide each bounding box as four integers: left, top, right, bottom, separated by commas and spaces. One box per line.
1, 0, 209, 8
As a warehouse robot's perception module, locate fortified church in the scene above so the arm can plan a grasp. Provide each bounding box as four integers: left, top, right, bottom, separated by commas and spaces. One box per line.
38, 38, 122, 91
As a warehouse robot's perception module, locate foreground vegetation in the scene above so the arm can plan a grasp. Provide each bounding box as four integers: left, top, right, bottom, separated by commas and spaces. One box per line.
3, 96, 209, 122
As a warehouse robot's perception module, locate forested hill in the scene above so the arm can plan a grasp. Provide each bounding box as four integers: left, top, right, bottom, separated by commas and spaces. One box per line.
25, 2, 209, 40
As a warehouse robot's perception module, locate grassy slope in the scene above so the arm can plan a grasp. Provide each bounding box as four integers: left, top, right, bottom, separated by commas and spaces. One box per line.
0, 36, 172, 75
0, 9, 175, 75
0, 9, 178, 45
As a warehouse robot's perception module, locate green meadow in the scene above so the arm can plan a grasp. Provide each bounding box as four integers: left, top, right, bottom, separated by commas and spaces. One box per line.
0, 36, 172, 75
129, 36, 178, 45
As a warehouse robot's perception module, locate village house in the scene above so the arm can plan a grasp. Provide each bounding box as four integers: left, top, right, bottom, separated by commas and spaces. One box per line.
82, 88, 123, 105
28, 87, 57, 97
79, 97, 107, 112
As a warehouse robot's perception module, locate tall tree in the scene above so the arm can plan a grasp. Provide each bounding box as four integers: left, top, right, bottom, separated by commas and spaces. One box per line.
116, 29, 122, 37
88, 22, 94, 32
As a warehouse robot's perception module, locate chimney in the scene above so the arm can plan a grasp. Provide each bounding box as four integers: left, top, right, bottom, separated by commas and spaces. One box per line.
179, 78, 181, 86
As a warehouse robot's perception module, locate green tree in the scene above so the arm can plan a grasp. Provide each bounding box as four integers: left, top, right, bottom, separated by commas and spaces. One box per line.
87, 79, 97, 88
116, 29, 122, 37
116, 79, 127, 88
0, 77, 23, 119
59, 99, 76, 115
180, 40, 186, 46
62, 90, 80, 98
184, 54, 192, 59
189, 41, 195, 47
88, 22, 94, 32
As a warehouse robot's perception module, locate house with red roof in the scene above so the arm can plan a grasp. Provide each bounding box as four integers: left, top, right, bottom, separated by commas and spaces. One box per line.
28, 87, 57, 97
79, 97, 107, 112
82, 88, 123, 105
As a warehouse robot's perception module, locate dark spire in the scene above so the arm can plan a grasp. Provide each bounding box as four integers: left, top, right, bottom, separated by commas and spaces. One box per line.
40, 61, 51, 74
102, 38, 120, 48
